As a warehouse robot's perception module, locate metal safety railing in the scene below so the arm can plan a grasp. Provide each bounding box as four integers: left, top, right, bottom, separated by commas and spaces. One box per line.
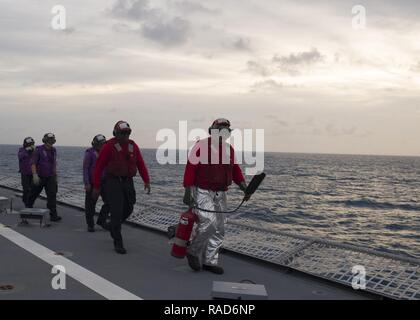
0, 174, 418, 300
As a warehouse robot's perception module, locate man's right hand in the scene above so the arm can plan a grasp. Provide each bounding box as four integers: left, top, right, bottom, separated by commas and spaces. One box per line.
32, 173, 40, 186
91, 188, 100, 201
85, 184, 92, 193
144, 183, 151, 195
183, 187, 193, 207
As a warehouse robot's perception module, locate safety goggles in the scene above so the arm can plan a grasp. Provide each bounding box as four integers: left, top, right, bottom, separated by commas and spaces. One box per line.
213, 126, 232, 133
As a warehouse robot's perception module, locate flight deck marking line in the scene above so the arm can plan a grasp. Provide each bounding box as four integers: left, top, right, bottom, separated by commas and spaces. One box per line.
0, 223, 142, 300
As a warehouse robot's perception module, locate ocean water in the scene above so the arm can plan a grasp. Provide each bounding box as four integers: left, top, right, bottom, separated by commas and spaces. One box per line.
1, 144, 419, 259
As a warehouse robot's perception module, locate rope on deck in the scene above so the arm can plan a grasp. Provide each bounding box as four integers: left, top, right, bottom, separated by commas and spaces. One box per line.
0, 174, 418, 300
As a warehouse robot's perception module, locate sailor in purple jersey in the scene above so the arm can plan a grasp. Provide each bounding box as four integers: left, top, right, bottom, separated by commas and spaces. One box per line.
27, 133, 62, 222
83, 134, 109, 232
18, 137, 35, 208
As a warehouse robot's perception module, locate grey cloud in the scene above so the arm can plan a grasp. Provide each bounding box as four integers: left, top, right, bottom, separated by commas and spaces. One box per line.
274, 117, 365, 138
273, 48, 324, 67
247, 60, 270, 77
271, 48, 325, 76
142, 17, 190, 46
250, 79, 283, 93
246, 48, 325, 79
172, 0, 219, 15
264, 114, 289, 127
109, 0, 189, 46
232, 37, 251, 51
273, 119, 289, 127
111, 22, 134, 33
298, 117, 316, 127
320, 123, 363, 137
325, 123, 354, 136
109, 0, 153, 21
109, 1, 249, 50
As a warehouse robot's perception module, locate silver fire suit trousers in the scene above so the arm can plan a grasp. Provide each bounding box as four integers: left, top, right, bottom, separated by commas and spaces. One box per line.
187, 187, 227, 266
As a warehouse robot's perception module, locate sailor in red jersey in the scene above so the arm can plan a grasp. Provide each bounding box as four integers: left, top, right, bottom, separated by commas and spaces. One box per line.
92, 121, 151, 254
183, 118, 249, 274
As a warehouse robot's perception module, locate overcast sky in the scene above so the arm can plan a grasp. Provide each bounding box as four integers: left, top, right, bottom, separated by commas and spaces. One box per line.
1, 0, 420, 155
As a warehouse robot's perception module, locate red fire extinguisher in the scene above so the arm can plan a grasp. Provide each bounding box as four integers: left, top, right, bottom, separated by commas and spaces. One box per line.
171, 208, 197, 259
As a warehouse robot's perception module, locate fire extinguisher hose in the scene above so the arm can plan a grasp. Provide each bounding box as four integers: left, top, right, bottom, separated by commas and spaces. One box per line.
191, 172, 266, 214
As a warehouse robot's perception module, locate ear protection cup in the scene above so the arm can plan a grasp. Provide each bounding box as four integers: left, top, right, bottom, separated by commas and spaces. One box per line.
113, 120, 123, 137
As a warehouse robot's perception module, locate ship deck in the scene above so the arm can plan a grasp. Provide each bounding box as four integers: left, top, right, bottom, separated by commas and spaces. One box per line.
0, 187, 378, 300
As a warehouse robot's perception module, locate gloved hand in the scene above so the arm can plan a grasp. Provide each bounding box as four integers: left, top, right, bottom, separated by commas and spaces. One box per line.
91, 188, 100, 202
239, 181, 251, 201
144, 183, 151, 194
183, 187, 194, 207
32, 173, 40, 186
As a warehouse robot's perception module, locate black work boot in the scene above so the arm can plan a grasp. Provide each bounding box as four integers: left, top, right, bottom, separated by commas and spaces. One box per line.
203, 264, 224, 274
114, 240, 127, 254
87, 226, 95, 232
186, 254, 201, 271
50, 215, 62, 222
97, 221, 110, 231
19, 217, 29, 225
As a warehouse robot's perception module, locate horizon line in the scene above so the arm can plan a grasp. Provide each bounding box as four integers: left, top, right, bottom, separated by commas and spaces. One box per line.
1, 143, 419, 158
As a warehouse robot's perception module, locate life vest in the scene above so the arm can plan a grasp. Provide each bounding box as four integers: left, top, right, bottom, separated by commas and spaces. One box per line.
35, 146, 57, 177
195, 139, 233, 191
105, 141, 138, 177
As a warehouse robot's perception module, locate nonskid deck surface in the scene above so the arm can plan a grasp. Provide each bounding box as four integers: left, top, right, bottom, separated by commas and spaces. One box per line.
0, 187, 375, 300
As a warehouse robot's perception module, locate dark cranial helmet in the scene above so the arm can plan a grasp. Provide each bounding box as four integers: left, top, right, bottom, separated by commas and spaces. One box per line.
23, 137, 35, 148
208, 118, 232, 134
42, 133, 56, 145
92, 134, 106, 147
113, 121, 132, 137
